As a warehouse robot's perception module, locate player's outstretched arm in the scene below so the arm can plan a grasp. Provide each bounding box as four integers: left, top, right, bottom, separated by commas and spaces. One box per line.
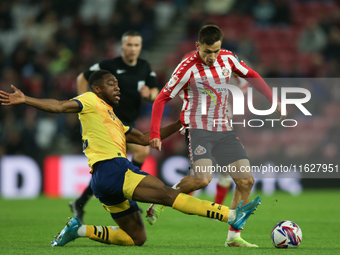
126, 119, 182, 147
77, 73, 89, 95
0, 85, 80, 113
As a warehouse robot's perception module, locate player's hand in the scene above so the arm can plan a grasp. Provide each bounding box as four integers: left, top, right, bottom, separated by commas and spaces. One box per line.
149, 138, 162, 151
140, 86, 151, 100
275, 102, 287, 121
0, 85, 25, 106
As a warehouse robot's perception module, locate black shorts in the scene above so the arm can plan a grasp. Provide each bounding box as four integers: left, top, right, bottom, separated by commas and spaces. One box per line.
186, 129, 249, 167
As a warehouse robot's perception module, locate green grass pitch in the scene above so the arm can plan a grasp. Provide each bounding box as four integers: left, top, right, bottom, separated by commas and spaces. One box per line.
1, 190, 339, 255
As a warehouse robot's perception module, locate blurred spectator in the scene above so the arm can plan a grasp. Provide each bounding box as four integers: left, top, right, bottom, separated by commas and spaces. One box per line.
26, 11, 59, 50
0, 1, 13, 30
298, 18, 327, 53
323, 26, 340, 62
186, 7, 206, 40
272, 0, 291, 26
232, 0, 255, 15
79, 0, 115, 25
0, 67, 20, 91
252, 0, 276, 27
236, 33, 257, 63
154, 0, 176, 30
264, 61, 283, 78
221, 28, 238, 52
204, 0, 235, 15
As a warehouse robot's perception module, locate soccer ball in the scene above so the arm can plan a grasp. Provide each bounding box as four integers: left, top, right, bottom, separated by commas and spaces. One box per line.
271, 221, 302, 248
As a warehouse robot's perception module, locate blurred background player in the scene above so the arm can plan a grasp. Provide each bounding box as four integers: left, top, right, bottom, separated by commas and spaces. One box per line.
147, 25, 285, 248
69, 30, 159, 223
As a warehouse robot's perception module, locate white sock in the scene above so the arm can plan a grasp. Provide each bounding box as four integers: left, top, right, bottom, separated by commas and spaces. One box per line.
77, 225, 86, 237
227, 209, 236, 222
227, 227, 241, 240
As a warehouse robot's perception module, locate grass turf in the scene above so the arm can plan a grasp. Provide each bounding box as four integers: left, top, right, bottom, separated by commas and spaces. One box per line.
0, 190, 339, 255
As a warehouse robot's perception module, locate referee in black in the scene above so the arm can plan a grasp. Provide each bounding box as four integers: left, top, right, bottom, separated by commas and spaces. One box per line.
70, 30, 159, 223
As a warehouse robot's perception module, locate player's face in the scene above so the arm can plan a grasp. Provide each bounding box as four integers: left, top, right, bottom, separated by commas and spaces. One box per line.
98, 74, 120, 106
121, 36, 142, 62
196, 40, 222, 66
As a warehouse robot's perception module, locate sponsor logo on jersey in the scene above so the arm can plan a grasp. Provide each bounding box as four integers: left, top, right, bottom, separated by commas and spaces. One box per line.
197, 82, 223, 106
168, 75, 178, 87
116, 69, 126, 74
194, 145, 206, 155
222, 67, 231, 77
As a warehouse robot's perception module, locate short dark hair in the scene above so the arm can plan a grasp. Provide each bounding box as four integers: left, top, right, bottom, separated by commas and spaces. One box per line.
198, 25, 223, 45
121, 30, 142, 43
88, 70, 111, 90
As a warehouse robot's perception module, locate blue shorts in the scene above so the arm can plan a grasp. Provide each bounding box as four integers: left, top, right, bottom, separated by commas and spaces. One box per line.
91, 157, 149, 219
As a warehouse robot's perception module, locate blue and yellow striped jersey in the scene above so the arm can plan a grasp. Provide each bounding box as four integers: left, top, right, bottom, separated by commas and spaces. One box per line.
72, 92, 131, 172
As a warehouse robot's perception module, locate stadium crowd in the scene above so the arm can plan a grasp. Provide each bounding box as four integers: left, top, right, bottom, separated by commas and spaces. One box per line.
0, 0, 339, 168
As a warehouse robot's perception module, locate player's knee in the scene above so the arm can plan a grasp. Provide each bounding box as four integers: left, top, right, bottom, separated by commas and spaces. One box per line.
194, 178, 212, 190
143, 146, 150, 155
133, 234, 147, 246
137, 146, 150, 159
235, 177, 254, 191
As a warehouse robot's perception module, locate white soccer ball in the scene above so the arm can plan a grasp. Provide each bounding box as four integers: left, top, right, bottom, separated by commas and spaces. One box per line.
271, 220, 302, 248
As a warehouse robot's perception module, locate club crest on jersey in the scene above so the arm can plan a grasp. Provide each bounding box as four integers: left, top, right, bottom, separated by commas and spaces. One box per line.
222, 67, 231, 77
194, 145, 207, 155
202, 76, 208, 81
168, 75, 178, 87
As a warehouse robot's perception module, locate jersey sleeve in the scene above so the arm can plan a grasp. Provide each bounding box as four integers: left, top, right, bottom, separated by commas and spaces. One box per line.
124, 125, 132, 135
232, 74, 250, 93
227, 53, 251, 77
150, 61, 193, 140
83, 60, 112, 81
162, 61, 192, 98
227, 53, 276, 103
150, 92, 172, 140
71, 92, 97, 113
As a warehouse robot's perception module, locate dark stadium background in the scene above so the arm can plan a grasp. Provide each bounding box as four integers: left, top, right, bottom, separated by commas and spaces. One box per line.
0, 0, 339, 198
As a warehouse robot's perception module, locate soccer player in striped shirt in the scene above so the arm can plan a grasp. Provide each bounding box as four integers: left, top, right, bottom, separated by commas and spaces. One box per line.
147, 25, 286, 247
180, 49, 250, 207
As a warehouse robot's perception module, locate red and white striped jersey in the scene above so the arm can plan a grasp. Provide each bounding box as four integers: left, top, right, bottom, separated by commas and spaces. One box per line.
150, 50, 274, 140
164, 50, 250, 131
